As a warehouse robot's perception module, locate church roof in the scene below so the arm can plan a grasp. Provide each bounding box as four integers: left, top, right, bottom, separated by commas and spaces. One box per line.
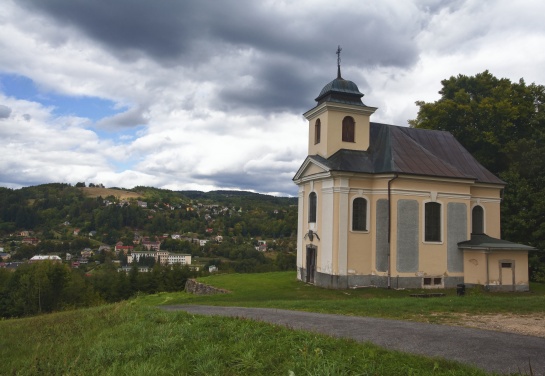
315, 77, 365, 106
304, 122, 505, 185
314, 57, 366, 107
458, 234, 535, 251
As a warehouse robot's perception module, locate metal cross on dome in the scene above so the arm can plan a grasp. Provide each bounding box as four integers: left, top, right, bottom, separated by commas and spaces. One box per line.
336, 45, 342, 66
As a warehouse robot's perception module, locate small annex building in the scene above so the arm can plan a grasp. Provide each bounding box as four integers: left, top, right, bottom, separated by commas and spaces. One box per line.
293, 54, 534, 291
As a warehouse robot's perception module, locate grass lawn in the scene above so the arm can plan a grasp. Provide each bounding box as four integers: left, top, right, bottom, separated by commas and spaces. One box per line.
0, 301, 490, 376
2, 271, 543, 375
138, 271, 545, 324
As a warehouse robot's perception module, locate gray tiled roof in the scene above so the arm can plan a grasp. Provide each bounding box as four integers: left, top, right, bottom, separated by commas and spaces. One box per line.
458, 234, 535, 250
307, 122, 505, 185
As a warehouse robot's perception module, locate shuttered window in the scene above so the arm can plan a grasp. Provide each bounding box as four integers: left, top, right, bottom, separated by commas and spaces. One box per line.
425, 202, 441, 242
314, 119, 321, 144
352, 197, 367, 231
342, 116, 355, 142
308, 192, 317, 223
472, 205, 484, 234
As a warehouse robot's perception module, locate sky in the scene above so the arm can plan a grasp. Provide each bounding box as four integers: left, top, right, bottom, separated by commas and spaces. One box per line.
1, 0, 545, 197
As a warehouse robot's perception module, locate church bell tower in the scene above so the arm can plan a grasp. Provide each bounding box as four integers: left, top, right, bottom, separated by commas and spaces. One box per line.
304, 46, 377, 158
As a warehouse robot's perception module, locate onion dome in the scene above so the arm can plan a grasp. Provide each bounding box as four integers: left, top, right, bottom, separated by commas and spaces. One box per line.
315, 47, 365, 106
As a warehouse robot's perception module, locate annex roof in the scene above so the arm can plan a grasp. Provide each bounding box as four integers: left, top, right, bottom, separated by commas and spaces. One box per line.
458, 234, 536, 251
295, 122, 505, 185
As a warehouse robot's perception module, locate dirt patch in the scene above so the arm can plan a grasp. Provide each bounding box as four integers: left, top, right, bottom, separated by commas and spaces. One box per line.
447, 313, 545, 338
80, 187, 141, 200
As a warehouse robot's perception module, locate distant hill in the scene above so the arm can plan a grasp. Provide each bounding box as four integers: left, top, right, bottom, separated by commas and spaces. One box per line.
0, 183, 297, 240
181, 190, 297, 206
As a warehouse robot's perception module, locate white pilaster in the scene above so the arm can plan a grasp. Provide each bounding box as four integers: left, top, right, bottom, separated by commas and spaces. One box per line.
296, 185, 304, 271
337, 178, 350, 275
321, 179, 334, 274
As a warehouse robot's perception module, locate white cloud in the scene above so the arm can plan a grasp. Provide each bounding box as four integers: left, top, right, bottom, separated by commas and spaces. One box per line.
1, 0, 545, 195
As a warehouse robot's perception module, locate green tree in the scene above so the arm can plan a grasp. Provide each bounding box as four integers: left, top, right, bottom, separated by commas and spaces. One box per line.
410, 71, 545, 278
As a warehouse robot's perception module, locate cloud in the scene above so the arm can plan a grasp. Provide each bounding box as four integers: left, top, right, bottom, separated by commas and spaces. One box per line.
2, 0, 545, 196
96, 105, 148, 129
0, 104, 11, 119
18, 0, 424, 116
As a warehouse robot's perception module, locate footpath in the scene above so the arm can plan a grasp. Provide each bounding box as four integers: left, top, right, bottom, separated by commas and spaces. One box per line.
160, 305, 545, 375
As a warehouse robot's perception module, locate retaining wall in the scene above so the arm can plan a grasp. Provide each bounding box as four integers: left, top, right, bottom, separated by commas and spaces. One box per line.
185, 279, 230, 295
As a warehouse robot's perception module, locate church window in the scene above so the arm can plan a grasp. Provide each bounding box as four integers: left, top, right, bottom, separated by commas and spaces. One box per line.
424, 202, 441, 242
352, 197, 368, 231
308, 192, 317, 223
472, 205, 484, 234
314, 119, 321, 144
342, 116, 355, 142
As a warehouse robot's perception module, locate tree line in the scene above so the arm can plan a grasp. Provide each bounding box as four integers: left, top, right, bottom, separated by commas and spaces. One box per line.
0, 261, 200, 318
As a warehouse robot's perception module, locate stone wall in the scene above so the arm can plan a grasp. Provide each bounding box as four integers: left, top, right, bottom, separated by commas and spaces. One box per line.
185, 279, 230, 295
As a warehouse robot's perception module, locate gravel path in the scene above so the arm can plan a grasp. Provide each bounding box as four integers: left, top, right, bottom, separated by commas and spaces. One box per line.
160, 305, 545, 375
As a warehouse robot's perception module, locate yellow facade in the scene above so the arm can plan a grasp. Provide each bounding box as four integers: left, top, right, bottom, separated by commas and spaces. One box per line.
305, 102, 376, 158
294, 71, 530, 291
295, 165, 524, 289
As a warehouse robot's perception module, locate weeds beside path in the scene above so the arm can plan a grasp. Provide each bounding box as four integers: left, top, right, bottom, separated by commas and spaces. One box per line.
161, 305, 545, 375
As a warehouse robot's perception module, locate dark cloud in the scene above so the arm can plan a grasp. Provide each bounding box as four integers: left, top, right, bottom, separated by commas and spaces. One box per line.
21, 0, 421, 114
22, 1, 420, 66
0, 105, 11, 119
96, 106, 148, 129
217, 57, 324, 114
191, 170, 297, 196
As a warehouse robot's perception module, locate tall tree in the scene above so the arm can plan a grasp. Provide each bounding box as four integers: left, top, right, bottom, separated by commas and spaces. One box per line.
410, 71, 545, 278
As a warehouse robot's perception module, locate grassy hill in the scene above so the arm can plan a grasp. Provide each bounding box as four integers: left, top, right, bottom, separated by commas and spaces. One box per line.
2, 272, 544, 375
0, 301, 488, 376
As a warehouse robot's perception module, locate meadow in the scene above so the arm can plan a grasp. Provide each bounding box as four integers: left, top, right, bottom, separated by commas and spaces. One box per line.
139, 271, 545, 324
1, 271, 543, 375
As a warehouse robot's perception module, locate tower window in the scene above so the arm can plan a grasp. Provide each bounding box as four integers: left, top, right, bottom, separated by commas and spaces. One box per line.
425, 202, 441, 242
352, 197, 368, 231
314, 119, 321, 144
472, 205, 484, 234
308, 192, 317, 223
342, 116, 355, 142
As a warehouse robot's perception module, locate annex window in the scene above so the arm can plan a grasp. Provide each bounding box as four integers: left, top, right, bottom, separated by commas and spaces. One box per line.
472, 205, 484, 234
308, 192, 317, 223
342, 116, 355, 142
314, 119, 321, 144
424, 202, 441, 242
352, 197, 368, 231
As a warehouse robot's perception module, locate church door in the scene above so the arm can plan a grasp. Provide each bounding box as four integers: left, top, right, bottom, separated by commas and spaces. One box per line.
306, 245, 317, 284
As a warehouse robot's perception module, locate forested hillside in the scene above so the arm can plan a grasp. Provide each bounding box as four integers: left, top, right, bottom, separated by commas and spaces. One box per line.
0, 184, 297, 317
0, 183, 297, 268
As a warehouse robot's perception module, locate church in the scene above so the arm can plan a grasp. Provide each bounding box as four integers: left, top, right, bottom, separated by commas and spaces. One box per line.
293, 52, 533, 291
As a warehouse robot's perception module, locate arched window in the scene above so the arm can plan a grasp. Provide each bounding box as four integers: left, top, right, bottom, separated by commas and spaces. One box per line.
472, 205, 484, 234
352, 197, 368, 231
425, 202, 441, 242
308, 192, 317, 223
314, 119, 321, 144
342, 116, 355, 142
